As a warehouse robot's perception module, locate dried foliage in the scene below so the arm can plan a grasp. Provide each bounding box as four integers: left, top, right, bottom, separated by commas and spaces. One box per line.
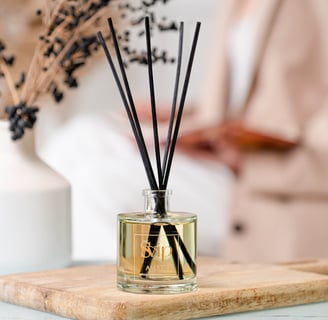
0, 0, 174, 140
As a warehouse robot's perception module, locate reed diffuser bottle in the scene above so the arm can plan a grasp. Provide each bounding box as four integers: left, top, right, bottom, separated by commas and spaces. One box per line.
118, 190, 197, 293
99, 16, 201, 293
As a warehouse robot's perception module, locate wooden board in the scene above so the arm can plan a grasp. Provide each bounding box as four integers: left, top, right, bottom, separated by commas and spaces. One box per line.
0, 257, 328, 320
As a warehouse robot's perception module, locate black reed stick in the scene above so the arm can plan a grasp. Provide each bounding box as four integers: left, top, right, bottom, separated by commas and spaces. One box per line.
97, 31, 158, 190
165, 223, 196, 274
106, 18, 158, 190
161, 22, 184, 189
99, 23, 184, 278
164, 225, 183, 279
145, 17, 162, 187
162, 22, 201, 189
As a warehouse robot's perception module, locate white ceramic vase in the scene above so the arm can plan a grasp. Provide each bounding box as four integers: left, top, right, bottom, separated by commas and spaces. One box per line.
0, 120, 71, 274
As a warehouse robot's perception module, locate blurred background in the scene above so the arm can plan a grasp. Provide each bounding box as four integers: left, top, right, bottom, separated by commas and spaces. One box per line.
2, 0, 231, 262
2, 0, 328, 265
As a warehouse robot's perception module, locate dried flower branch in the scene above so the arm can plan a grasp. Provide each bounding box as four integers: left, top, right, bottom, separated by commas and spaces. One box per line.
0, 0, 175, 140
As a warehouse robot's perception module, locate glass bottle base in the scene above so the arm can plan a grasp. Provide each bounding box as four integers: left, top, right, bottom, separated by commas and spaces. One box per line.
117, 277, 197, 294
117, 190, 197, 295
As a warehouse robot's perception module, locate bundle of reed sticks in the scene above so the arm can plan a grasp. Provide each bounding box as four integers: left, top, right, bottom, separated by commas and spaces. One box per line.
98, 16, 200, 279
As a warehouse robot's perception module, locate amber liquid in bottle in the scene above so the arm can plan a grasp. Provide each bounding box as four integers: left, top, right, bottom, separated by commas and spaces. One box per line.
117, 190, 197, 294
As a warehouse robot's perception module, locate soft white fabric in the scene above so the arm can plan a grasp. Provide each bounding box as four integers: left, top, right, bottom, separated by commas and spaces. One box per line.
39, 114, 233, 261
228, 15, 260, 113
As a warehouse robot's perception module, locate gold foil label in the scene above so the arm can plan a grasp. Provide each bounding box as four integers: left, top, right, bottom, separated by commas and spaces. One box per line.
133, 233, 179, 278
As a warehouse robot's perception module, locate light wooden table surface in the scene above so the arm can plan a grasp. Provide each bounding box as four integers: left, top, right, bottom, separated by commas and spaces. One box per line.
0, 301, 328, 319
1, 259, 328, 319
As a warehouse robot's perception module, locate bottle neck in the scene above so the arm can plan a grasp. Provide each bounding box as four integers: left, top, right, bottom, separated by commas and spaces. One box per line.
0, 120, 37, 160
143, 189, 172, 217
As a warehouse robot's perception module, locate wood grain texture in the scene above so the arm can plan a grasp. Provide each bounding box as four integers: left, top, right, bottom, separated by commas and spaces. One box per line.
0, 257, 328, 320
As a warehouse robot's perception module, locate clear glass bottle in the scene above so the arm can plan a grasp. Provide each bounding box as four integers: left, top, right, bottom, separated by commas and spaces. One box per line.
117, 189, 197, 294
